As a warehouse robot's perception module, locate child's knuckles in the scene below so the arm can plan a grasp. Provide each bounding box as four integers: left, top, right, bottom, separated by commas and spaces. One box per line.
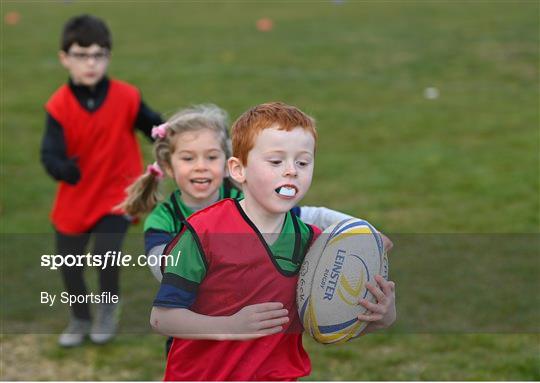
372, 304, 385, 314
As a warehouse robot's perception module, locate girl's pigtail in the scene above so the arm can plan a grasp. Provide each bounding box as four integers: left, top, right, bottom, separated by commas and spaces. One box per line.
118, 162, 164, 216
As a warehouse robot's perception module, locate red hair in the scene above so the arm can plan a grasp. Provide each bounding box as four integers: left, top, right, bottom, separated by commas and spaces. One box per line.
231, 102, 317, 165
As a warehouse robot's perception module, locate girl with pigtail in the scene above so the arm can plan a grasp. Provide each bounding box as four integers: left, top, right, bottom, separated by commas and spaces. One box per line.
120, 104, 243, 282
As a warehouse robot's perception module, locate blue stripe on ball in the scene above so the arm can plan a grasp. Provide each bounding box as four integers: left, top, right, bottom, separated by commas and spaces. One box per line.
332, 220, 369, 237
299, 296, 310, 321
328, 218, 353, 238
318, 317, 359, 334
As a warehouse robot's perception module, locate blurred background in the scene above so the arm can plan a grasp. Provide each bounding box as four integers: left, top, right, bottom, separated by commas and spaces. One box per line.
1, 0, 538, 380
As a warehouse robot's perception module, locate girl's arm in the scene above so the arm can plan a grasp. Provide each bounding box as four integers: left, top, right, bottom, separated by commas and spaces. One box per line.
144, 229, 173, 282
150, 302, 289, 341
298, 205, 353, 230
298, 206, 394, 252
147, 244, 167, 282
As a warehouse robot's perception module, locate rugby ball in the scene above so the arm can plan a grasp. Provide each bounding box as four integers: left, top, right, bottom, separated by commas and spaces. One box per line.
297, 218, 387, 344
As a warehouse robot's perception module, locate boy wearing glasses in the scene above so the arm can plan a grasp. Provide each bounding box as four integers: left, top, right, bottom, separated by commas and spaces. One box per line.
41, 14, 162, 347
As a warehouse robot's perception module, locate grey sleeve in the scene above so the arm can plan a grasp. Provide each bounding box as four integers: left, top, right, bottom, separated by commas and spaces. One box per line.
299, 206, 355, 230
147, 244, 167, 282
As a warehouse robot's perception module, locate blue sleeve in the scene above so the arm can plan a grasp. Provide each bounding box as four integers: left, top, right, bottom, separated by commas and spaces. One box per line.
152, 229, 206, 309
153, 273, 197, 308
144, 229, 173, 254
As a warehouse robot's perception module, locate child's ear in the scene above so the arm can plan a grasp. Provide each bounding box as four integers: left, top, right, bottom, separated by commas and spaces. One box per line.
228, 157, 245, 184
163, 163, 174, 179
58, 51, 69, 69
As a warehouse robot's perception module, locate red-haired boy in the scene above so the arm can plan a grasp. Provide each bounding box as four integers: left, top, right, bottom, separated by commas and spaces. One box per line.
150, 102, 396, 381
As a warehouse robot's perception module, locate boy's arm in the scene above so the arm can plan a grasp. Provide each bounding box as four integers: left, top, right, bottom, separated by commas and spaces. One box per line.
150, 302, 289, 341
297, 206, 394, 252
151, 228, 289, 340
40, 114, 80, 184
134, 100, 163, 141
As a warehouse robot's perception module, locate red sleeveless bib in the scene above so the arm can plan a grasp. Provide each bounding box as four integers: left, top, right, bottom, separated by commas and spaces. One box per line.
164, 199, 321, 381
45, 79, 142, 233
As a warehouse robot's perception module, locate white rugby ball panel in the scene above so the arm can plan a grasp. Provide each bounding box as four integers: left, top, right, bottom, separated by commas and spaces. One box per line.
297, 218, 385, 344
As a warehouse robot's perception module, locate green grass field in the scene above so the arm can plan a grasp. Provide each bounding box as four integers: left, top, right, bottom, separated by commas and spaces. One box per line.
1, 0, 539, 380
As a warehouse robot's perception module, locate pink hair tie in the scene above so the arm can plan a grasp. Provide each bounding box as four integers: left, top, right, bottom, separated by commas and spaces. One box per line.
147, 162, 164, 180
151, 123, 168, 139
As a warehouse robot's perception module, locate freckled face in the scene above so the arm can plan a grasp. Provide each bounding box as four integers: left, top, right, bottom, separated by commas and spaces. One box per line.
239, 125, 315, 214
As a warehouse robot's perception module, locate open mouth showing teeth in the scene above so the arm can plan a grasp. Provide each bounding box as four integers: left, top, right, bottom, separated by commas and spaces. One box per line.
275, 185, 297, 197
191, 179, 211, 184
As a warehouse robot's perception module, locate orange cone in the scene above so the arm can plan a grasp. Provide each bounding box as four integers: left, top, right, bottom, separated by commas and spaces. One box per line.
256, 18, 273, 32
4, 11, 21, 26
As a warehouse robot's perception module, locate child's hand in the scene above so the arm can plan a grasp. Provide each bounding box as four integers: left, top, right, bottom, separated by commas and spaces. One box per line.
224, 302, 290, 340
61, 156, 81, 185
357, 275, 396, 332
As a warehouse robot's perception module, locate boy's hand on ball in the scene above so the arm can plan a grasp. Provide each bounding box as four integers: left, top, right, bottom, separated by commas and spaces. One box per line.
357, 275, 396, 331
225, 302, 289, 340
